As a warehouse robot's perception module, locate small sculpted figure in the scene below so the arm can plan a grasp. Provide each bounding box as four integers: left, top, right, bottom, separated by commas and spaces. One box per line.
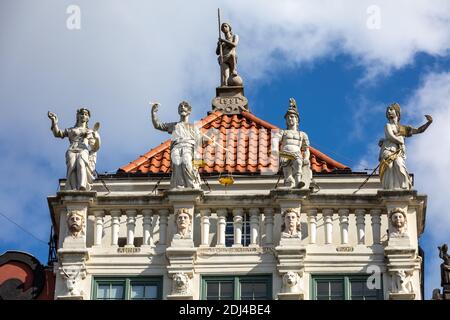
379, 103, 432, 190
278, 98, 312, 189
48, 108, 100, 191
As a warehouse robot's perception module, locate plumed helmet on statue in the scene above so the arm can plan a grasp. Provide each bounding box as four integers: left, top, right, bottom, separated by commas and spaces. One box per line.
284, 98, 299, 121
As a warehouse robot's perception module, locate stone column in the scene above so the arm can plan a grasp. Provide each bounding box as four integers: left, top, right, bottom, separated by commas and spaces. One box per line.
355, 209, 366, 245
338, 209, 349, 245
126, 209, 137, 247
158, 209, 169, 246
142, 209, 153, 246
307, 209, 318, 244
93, 210, 104, 247
110, 209, 121, 247
249, 208, 260, 247
264, 208, 274, 246
232, 208, 244, 247
370, 209, 382, 245
323, 209, 333, 244
200, 209, 211, 247
216, 209, 227, 247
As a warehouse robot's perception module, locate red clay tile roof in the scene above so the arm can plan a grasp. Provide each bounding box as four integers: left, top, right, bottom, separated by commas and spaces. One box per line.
118, 110, 350, 174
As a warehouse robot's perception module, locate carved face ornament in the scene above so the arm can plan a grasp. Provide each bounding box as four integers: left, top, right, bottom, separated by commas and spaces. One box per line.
176, 211, 191, 232
283, 272, 298, 287
68, 213, 84, 234
391, 212, 405, 229
285, 211, 298, 232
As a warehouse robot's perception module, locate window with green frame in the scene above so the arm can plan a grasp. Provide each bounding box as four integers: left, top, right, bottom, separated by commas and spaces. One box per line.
311, 275, 383, 300
201, 275, 272, 300
93, 277, 163, 300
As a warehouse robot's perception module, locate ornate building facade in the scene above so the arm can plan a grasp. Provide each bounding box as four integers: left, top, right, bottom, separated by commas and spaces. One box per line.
47, 92, 426, 300
46, 21, 427, 300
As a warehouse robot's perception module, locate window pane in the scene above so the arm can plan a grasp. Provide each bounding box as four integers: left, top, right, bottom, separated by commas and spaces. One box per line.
131, 285, 145, 299
315, 280, 343, 300
206, 281, 233, 300
97, 284, 109, 299
330, 281, 343, 296
206, 282, 219, 298
350, 280, 381, 300
110, 284, 124, 299
316, 282, 329, 296
145, 285, 158, 299
220, 282, 233, 299
351, 281, 364, 297
241, 282, 268, 300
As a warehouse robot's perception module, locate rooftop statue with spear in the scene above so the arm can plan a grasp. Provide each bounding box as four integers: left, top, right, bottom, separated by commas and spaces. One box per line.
216, 9, 243, 87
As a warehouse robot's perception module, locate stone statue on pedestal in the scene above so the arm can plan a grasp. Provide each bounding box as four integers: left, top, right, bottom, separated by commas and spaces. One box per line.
278, 98, 312, 189
216, 22, 243, 87
378, 103, 432, 190
438, 244, 450, 287
151, 101, 203, 189
48, 108, 101, 191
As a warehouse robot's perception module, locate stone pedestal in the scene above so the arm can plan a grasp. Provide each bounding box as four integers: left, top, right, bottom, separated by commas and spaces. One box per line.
443, 285, 450, 300
58, 191, 96, 249
270, 188, 310, 210
212, 86, 248, 114
56, 248, 89, 300
166, 189, 203, 244
384, 246, 418, 300
276, 238, 306, 300
166, 246, 196, 300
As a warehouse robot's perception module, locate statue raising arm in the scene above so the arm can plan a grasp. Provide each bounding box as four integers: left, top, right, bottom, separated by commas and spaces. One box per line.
403, 115, 433, 136
151, 103, 176, 133
47, 111, 65, 138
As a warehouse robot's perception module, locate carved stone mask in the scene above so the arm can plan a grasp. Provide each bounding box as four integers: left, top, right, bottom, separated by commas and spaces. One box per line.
391, 212, 405, 229
67, 212, 84, 234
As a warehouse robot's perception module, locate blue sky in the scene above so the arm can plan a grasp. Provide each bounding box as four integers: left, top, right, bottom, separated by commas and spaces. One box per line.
1, 0, 450, 299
